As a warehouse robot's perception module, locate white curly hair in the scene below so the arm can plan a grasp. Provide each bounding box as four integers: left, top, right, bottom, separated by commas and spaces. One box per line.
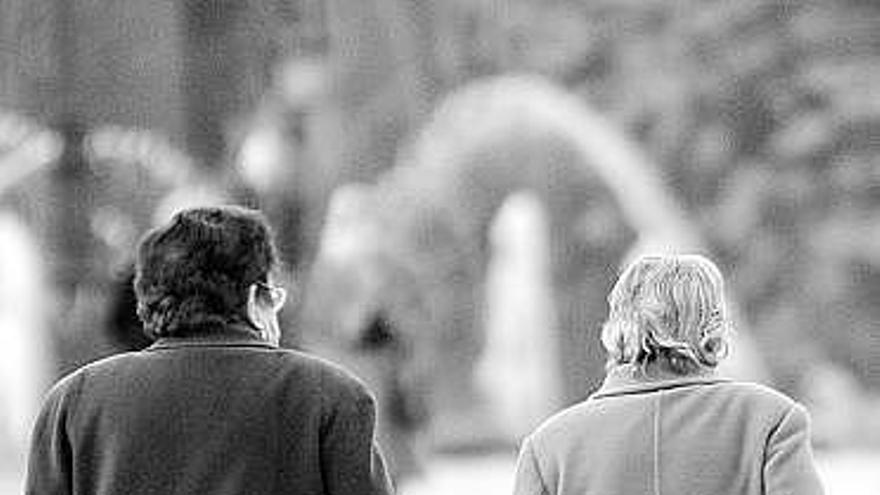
601, 253, 732, 374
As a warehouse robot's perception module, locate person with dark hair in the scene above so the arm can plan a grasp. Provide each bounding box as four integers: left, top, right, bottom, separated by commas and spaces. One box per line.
25, 206, 393, 495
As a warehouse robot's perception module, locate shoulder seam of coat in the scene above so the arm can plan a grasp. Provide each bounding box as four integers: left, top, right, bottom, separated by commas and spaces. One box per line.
67, 369, 88, 429
653, 389, 663, 495
527, 436, 552, 495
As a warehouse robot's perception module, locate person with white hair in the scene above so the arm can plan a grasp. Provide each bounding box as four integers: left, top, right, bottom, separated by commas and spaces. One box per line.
513, 254, 824, 495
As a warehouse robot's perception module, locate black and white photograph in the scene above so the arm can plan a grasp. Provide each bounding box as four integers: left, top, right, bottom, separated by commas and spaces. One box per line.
1, 1, 878, 493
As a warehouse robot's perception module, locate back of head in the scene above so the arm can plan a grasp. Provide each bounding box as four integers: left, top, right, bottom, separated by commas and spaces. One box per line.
134, 206, 278, 338
601, 254, 731, 374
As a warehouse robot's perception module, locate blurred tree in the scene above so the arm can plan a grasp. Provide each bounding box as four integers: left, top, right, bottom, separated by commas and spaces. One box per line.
561, 0, 880, 393
182, 0, 275, 167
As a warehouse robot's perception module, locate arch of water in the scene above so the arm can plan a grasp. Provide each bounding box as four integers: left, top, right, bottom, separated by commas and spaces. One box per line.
304, 74, 764, 478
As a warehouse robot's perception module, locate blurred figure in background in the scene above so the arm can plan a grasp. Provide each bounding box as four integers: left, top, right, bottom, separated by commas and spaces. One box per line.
26, 206, 392, 495
104, 268, 154, 352
304, 184, 430, 481
513, 254, 824, 495
0, 213, 52, 477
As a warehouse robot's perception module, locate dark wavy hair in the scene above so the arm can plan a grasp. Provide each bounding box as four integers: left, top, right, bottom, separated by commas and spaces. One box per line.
134, 206, 279, 338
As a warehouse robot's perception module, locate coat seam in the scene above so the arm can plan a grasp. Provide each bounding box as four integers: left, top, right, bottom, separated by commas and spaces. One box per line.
528, 437, 552, 495
653, 390, 663, 495
761, 402, 799, 491
67, 369, 87, 436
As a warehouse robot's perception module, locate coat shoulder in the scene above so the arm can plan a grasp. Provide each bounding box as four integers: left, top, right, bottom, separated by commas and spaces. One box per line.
50, 351, 141, 390
526, 398, 603, 444
528, 380, 799, 443
274, 349, 375, 402
716, 380, 799, 413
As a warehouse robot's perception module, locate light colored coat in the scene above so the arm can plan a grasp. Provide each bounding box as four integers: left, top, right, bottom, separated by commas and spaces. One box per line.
513, 366, 824, 495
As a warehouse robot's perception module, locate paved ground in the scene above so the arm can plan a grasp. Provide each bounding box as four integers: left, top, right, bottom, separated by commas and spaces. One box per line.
400, 450, 880, 495
0, 475, 19, 495
4, 450, 879, 494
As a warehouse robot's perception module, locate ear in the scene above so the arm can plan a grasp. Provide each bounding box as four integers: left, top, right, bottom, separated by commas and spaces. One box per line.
246, 284, 261, 326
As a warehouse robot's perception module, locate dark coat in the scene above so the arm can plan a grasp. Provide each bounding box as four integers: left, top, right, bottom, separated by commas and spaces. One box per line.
513, 366, 825, 495
25, 325, 393, 495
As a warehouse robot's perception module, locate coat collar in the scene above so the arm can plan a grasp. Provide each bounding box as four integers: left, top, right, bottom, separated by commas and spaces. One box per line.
145, 323, 277, 352
590, 363, 730, 400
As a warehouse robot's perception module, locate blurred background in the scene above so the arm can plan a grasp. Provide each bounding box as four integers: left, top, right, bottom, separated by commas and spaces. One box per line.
0, 0, 878, 493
